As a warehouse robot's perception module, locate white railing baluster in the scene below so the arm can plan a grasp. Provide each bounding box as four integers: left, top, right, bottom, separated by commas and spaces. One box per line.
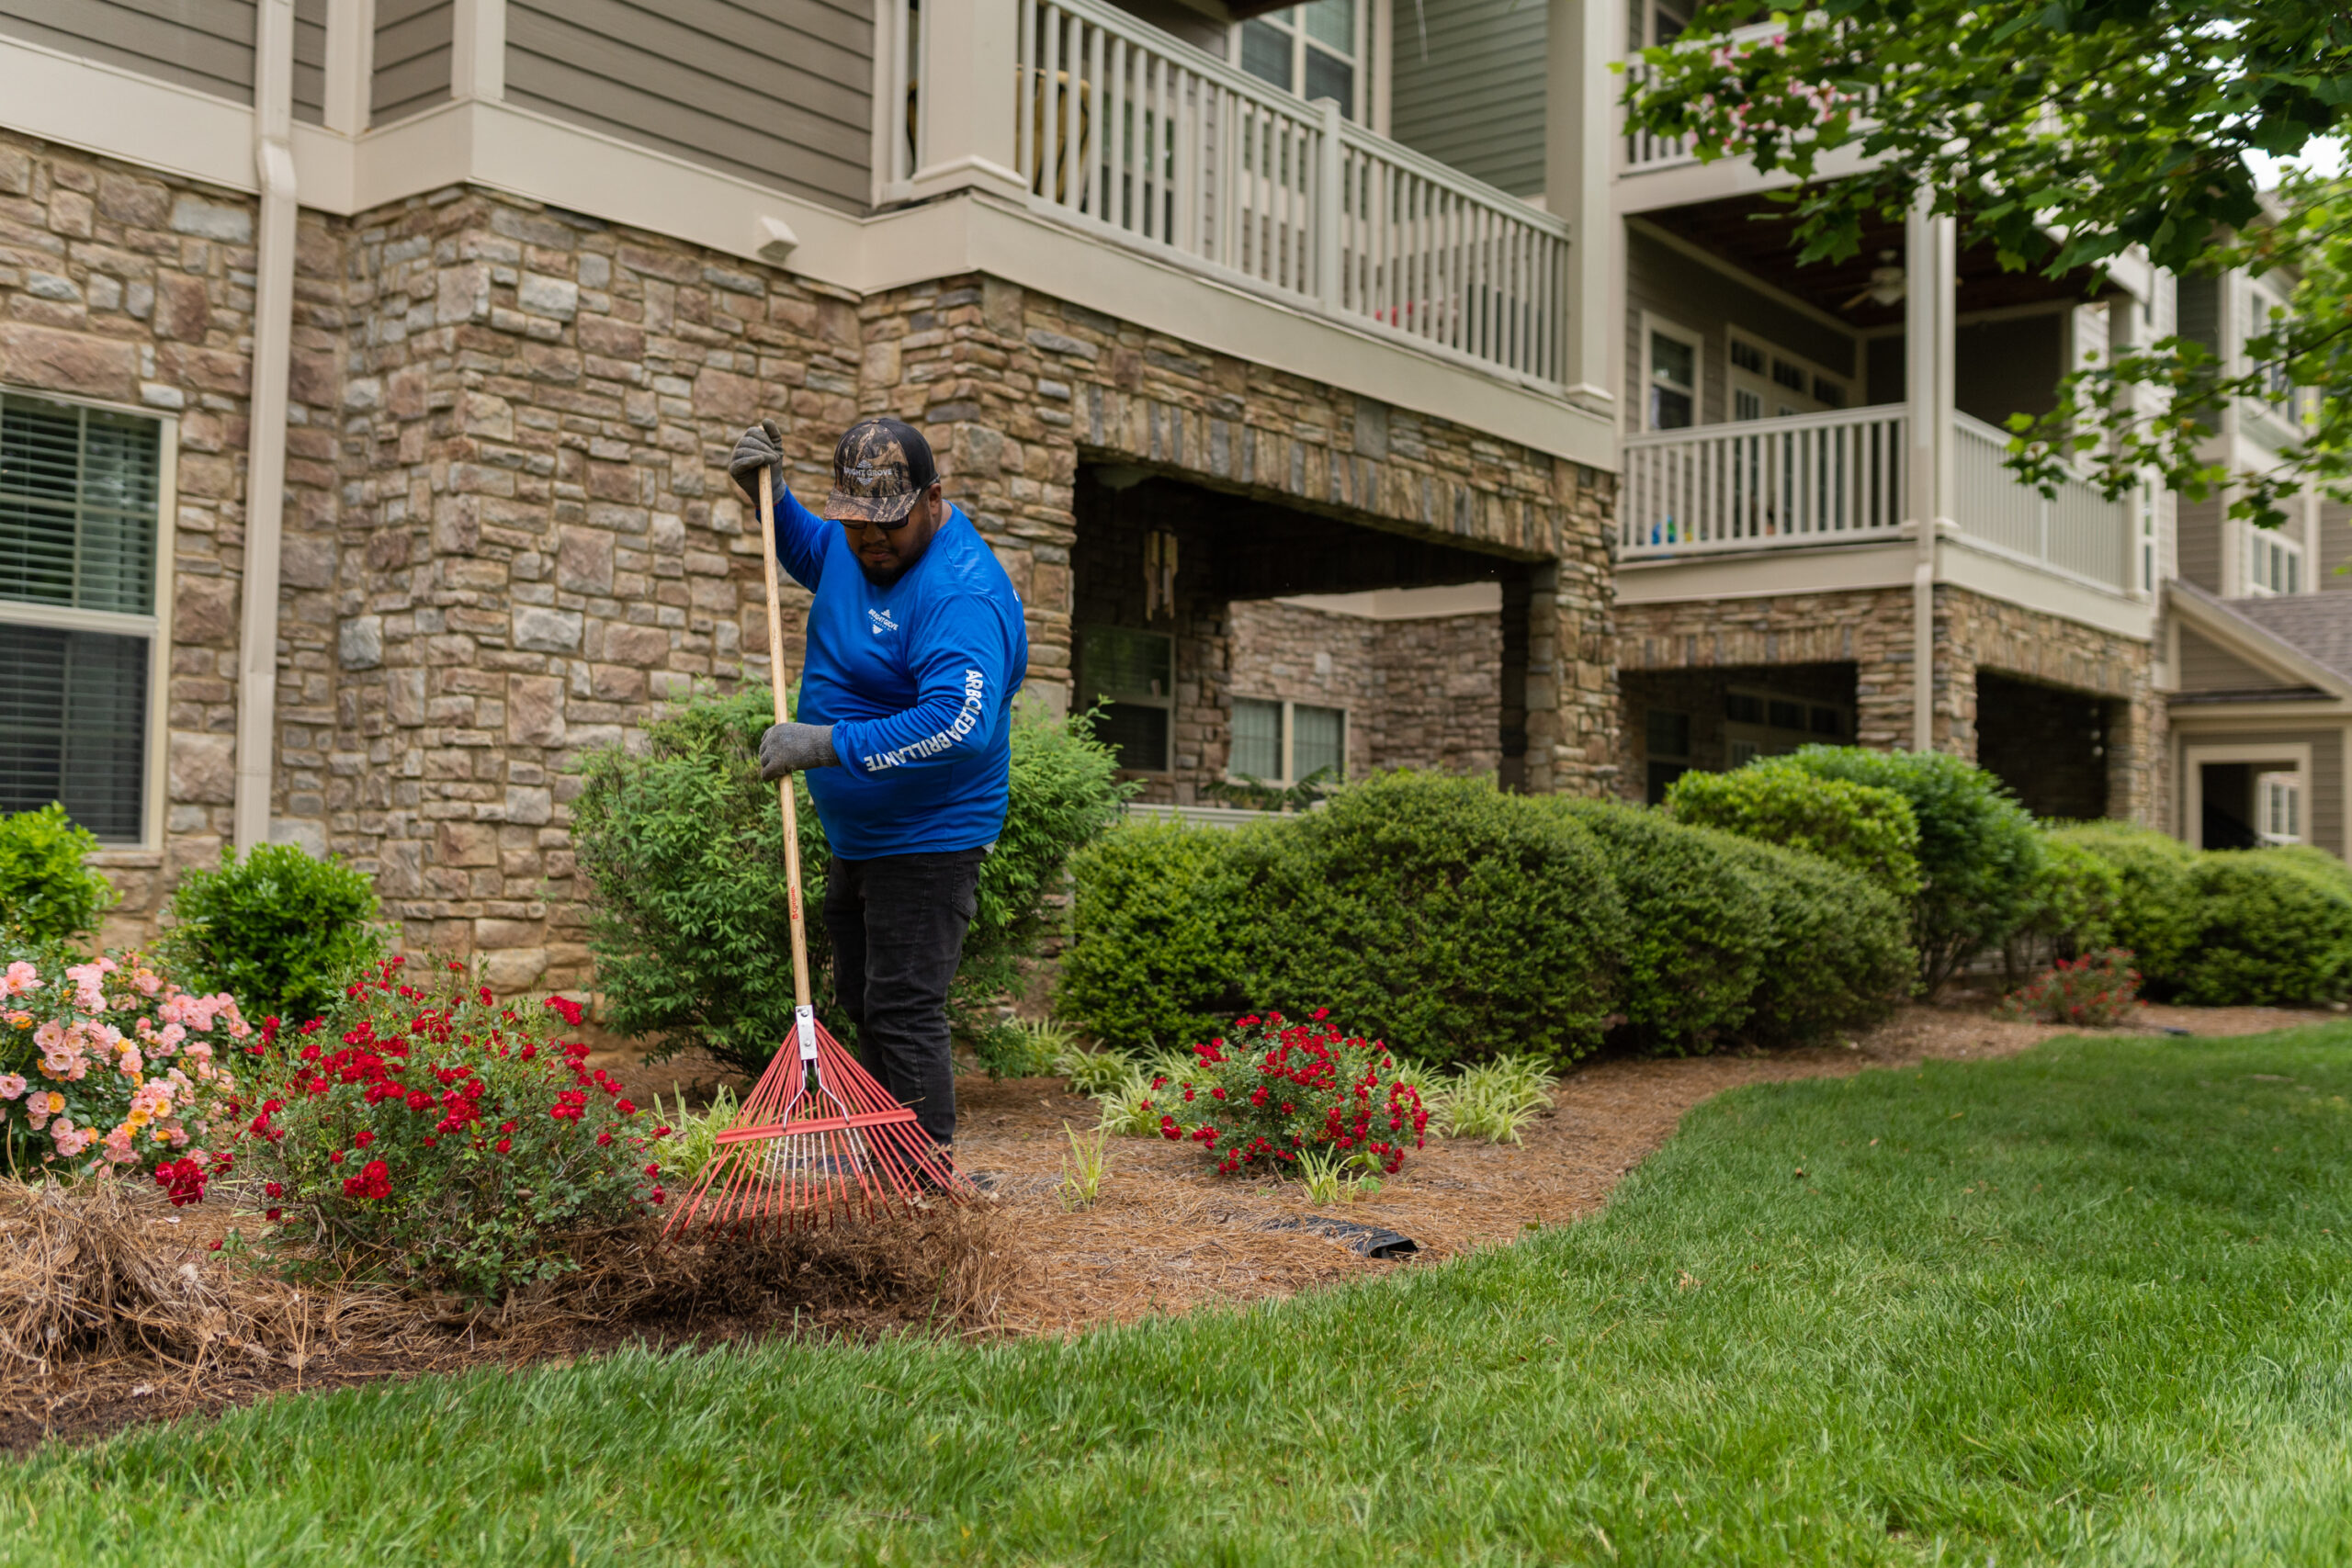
1623, 406, 1913, 558
954, 0, 1571, 385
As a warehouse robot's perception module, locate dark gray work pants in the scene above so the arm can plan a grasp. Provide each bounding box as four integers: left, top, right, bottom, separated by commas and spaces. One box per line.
822, 848, 986, 1149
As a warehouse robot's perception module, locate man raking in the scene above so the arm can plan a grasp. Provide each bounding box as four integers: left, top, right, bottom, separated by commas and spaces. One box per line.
726, 417, 1027, 1177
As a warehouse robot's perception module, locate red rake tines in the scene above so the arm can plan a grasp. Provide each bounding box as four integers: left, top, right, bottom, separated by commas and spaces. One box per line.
662, 464, 971, 1239
664, 1008, 971, 1236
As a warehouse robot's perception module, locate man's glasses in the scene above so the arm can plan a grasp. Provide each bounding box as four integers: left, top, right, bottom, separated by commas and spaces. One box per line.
838, 511, 915, 535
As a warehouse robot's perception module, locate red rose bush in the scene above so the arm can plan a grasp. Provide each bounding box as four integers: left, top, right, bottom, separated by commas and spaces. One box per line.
1996, 948, 2141, 1028
1149, 1011, 1430, 1178
236, 957, 670, 1300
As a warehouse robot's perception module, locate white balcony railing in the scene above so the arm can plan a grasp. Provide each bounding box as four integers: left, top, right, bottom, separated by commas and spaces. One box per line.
1623, 406, 2136, 592
1951, 412, 2132, 590
1620, 404, 1909, 558
888, 0, 1574, 387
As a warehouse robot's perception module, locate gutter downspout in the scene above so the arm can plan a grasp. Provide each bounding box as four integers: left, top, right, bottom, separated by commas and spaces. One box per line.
235, 0, 299, 852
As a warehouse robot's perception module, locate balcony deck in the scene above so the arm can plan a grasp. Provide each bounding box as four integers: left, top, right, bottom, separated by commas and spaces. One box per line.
883, 0, 1576, 393
1621, 405, 2138, 600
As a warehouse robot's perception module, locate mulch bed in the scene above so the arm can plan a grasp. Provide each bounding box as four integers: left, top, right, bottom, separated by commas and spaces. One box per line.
4, 994, 2330, 1454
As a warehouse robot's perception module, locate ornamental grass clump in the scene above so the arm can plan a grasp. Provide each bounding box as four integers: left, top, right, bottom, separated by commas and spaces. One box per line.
1996, 948, 2142, 1027
1153, 1011, 1429, 1178
0, 945, 245, 1187
237, 957, 671, 1301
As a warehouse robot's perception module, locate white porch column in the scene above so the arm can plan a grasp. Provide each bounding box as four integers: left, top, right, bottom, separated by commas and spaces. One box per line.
235, 0, 300, 852
1547, 0, 1620, 412
322, 0, 374, 134
1905, 193, 1957, 751
451, 0, 504, 102
905, 0, 1026, 202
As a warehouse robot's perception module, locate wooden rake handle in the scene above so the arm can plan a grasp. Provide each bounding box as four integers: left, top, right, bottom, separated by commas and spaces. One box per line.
756, 468, 820, 1053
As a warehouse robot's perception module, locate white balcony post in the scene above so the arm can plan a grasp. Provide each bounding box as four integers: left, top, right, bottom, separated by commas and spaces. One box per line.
1314, 97, 1344, 311
451, 0, 504, 101
1547, 0, 1617, 410
1904, 191, 1957, 751
322, 0, 374, 135
906, 0, 1027, 201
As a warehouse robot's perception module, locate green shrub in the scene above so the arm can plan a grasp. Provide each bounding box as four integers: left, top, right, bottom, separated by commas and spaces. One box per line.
573, 687, 1128, 1077
1664, 763, 1923, 899
2173, 851, 2352, 1006
1781, 747, 2045, 989
2052, 822, 2199, 988
1544, 800, 1770, 1055
971, 1017, 1074, 1079
1246, 773, 1625, 1069
1714, 836, 1917, 1045
0, 804, 117, 948
160, 843, 383, 1024
2007, 832, 2123, 976
1055, 819, 1265, 1055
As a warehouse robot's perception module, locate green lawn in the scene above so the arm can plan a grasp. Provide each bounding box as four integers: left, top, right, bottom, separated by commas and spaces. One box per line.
10, 1026, 2352, 1565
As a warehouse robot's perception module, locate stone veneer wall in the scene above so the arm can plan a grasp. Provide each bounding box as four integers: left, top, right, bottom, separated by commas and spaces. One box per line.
0, 132, 347, 946
1227, 601, 1503, 779
0, 134, 1619, 987
1614, 583, 2163, 825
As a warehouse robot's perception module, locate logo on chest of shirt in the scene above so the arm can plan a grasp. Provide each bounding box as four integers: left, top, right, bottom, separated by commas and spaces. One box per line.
867, 607, 899, 636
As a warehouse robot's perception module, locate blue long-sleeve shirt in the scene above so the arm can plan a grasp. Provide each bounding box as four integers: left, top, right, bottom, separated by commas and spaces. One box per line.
773, 485, 1028, 860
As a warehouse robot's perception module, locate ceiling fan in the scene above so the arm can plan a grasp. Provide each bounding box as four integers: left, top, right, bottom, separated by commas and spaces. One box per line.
1841, 251, 1907, 310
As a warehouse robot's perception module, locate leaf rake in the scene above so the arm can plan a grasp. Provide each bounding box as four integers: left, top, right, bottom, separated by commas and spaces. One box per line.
663, 467, 971, 1238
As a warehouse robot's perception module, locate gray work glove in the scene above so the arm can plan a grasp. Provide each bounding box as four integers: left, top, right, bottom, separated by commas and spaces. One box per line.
760, 722, 839, 778
729, 419, 785, 507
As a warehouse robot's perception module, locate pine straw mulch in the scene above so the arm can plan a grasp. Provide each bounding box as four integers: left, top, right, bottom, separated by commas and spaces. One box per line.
4, 993, 2330, 1453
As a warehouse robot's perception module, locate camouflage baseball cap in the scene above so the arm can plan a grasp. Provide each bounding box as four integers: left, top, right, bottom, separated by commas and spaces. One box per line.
823, 417, 939, 525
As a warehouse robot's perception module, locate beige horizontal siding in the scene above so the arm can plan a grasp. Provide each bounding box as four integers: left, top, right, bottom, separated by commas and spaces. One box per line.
503, 0, 873, 213
1390, 0, 1548, 198
1, 0, 256, 104
2176, 626, 2299, 694
2177, 493, 2223, 592
372, 0, 451, 125
292, 0, 325, 124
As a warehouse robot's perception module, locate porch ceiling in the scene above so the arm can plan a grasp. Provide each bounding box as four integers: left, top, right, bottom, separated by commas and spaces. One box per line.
1645, 193, 2117, 330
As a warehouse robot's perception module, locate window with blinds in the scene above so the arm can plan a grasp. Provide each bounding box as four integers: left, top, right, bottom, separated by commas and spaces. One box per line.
1227, 696, 1347, 784
0, 391, 164, 843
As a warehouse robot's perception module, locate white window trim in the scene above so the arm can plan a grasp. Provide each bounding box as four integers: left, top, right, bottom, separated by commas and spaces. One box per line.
2243, 522, 2305, 598
2181, 741, 2312, 851
0, 385, 177, 855
1227, 2, 1374, 124
1641, 310, 1703, 434
2258, 771, 2302, 846
1227, 694, 1349, 784
1724, 326, 1849, 419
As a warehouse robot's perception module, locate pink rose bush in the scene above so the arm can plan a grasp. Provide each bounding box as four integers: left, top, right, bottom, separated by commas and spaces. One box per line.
0, 949, 244, 1193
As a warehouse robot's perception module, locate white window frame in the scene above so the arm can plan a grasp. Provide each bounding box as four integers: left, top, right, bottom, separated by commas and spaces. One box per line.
1227, 695, 1349, 784
2181, 741, 2312, 851
0, 386, 176, 852
1642, 311, 1703, 433
1725, 327, 1849, 420
2245, 525, 2303, 597
1230, 2, 1373, 123
2258, 771, 2303, 846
